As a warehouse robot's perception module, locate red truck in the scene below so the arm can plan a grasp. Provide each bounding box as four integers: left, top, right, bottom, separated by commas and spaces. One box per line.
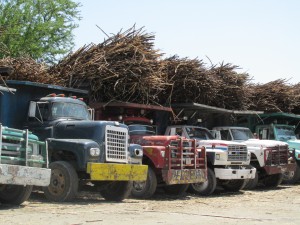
91, 102, 207, 198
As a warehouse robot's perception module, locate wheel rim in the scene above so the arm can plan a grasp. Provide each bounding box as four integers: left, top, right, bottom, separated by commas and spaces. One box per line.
283, 171, 295, 180
192, 180, 208, 192
48, 168, 66, 196
132, 181, 146, 193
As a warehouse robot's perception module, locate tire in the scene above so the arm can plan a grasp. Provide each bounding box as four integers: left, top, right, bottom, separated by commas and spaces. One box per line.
188, 167, 216, 196
0, 185, 32, 205
283, 162, 300, 184
222, 179, 246, 192
43, 161, 78, 202
131, 166, 157, 199
100, 181, 132, 202
163, 184, 189, 196
262, 173, 283, 188
244, 170, 259, 190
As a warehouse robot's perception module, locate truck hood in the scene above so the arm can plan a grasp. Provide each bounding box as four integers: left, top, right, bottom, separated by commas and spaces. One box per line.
242, 139, 288, 148
287, 139, 300, 150
197, 139, 247, 147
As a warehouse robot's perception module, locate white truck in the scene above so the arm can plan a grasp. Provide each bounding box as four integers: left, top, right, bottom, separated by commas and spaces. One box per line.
165, 125, 256, 195
212, 126, 296, 189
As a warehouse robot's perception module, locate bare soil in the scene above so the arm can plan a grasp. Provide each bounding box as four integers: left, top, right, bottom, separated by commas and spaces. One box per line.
1, 184, 300, 225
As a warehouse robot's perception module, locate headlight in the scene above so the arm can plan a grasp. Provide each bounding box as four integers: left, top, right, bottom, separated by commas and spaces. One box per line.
216, 154, 220, 160
90, 148, 100, 156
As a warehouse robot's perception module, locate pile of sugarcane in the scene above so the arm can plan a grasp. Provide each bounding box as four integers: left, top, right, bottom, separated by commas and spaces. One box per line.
0, 26, 299, 114
0, 56, 61, 84
49, 27, 168, 104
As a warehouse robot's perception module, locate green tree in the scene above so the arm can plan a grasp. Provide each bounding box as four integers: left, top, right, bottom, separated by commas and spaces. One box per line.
0, 0, 81, 63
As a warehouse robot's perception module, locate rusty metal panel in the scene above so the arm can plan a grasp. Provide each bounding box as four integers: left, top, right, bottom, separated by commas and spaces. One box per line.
0, 164, 51, 186
162, 168, 207, 185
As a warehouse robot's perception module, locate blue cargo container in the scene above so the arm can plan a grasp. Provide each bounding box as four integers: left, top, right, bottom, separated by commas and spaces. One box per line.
0, 80, 88, 129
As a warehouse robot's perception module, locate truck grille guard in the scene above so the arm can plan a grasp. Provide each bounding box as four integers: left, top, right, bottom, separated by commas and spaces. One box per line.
0, 125, 47, 167
227, 145, 248, 162
164, 138, 206, 170
264, 145, 289, 166
105, 125, 128, 163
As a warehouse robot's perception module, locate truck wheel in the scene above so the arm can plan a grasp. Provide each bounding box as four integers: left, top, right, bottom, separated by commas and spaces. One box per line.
262, 173, 283, 188
283, 163, 300, 184
100, 181, 132, 201
0, 185, 32, 205
43, 161, 78, 202
163, 184, 189, 196
243, 171, 259, 190
131, 167, 157, 199
222, 179, 246, 192
188, 167, 216, 196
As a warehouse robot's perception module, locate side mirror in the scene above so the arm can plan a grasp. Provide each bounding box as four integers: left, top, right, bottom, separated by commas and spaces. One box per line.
28, 101, 37, 117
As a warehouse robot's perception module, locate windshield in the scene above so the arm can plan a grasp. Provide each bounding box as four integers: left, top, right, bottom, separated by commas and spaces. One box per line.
275, 126, 297, 141
186, 127, 214, 140
51, 102, 90, 120
128, 124, 156, 135
231, 128, 254, 140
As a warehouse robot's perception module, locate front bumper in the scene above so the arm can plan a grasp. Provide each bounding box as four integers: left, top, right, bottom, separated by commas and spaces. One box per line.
162, 169, 207, 185
0, 164, 51, 186
264, 163, 296, 175
215, 167, 256, 180
87, 163, 148, 181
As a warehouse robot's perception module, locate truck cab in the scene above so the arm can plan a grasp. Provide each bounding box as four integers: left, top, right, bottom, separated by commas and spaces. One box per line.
212, 126, 295, 188
165, 125, 256, 195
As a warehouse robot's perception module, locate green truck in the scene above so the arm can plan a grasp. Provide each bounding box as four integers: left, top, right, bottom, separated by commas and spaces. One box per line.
0, 75, 51, 205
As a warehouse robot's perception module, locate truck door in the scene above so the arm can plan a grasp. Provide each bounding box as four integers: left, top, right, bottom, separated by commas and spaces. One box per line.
257, 127, 270, 140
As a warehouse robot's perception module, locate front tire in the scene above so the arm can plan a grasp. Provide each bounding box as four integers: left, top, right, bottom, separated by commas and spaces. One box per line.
244, 170, 259, 190
188, 167, 216, 196
283, 162, 300, 184
43, 161, 78, 202
222, 179, 246, 192
131, 166, 157, 199
262, 173, 283, 188
100, 181, 132, 201
0, 185, 32, 205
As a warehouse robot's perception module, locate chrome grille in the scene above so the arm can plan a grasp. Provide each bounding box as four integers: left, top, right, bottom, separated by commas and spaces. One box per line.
227, 145, 248, 162
105, 125, 128, 163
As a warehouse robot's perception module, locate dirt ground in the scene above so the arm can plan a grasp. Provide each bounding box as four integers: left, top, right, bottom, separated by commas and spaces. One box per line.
0, 184, 300, 225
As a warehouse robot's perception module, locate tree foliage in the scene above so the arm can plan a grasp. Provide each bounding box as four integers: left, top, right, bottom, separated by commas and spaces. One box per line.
0, 0, 81, 63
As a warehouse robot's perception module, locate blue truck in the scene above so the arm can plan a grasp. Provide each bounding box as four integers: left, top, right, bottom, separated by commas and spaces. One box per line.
0, 79, 147, 202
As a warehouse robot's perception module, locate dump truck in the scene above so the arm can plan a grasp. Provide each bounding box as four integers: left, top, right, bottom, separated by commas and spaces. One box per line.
165, 125, 255, 195
0, 71, 51, 205
212, 126, 295, 188
1, 80, 147, 202
91, 102, 207, 198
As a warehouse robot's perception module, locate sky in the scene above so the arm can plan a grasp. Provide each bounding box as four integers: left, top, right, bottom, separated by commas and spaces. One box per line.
73, 0, 300, 84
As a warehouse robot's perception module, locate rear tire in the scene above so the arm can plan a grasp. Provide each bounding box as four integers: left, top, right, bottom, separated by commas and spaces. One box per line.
100, 181, 132, 201
188, 167, 216, 196
222, 179, 246, 192
0, 185, 32, 205
163, 184, 189, 196
43, 161, 78, 202
262, 173, 283, 188
131, 167, 157, 199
